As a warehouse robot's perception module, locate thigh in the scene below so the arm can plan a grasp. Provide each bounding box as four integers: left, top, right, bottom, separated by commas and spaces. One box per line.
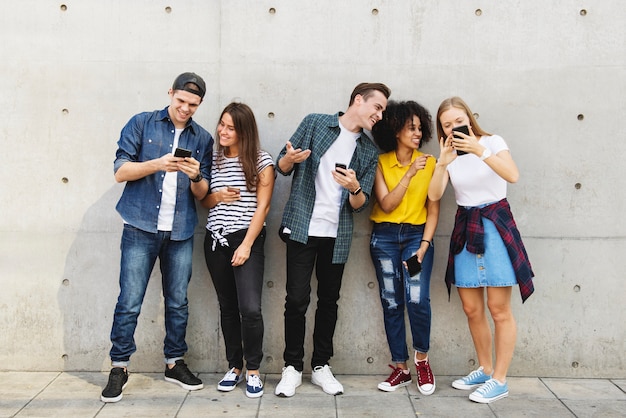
457, 287, 486, 317
233, 229, 266, 311
160, 234, 193, 302
204, 232, 238, 303
285, 238, 317, 300
315, 238, 345, 300
119, 225, 159, 304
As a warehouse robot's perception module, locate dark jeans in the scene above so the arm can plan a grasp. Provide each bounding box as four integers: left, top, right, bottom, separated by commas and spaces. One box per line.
110, 225, 193, 365
204, 228, 265, 371
282, 235, 345, 371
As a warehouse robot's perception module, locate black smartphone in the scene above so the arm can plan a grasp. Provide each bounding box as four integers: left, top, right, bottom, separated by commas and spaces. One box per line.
404, 254, 422, 276
452, 125, 470, 156
335, 163, 347, 175
174, 147, 192, 158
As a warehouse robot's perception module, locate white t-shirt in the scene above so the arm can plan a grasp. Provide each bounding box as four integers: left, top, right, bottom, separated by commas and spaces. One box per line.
308, 122, 358, 237
447, 135, 509, 207
157, 129, 183, 231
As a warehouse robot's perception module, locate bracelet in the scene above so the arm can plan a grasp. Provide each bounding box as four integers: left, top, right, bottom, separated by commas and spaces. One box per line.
398, 181, 409, 189
421, 239, 433, 247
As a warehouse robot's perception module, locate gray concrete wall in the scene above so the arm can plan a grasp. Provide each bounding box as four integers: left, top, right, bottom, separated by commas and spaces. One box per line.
0, 1, 624, 377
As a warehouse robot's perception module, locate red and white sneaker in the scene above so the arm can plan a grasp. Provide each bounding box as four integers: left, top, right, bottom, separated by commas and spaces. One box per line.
377, 364, 412, 392
415, 358, 436, 395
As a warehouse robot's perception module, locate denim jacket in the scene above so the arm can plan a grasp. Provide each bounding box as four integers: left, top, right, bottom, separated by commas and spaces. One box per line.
114, 107, 213, 240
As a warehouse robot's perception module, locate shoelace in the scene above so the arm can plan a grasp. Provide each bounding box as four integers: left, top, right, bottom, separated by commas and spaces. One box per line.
316, 366, 338, 383
416, 361, 433, 383
247, 374, 262, 389
475, 379, 498, 395
464, 368, 484, 383
385, 365, 408, 384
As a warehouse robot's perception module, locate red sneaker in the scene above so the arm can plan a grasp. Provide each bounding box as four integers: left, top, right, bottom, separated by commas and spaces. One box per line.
377, 365, 412, 392
415, 359, 436, 395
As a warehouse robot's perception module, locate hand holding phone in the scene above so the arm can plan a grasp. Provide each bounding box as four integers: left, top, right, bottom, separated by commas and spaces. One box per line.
174, 147, 192, 158
227, 187, 240, 194
335, 163, 347, 175
404, 254, 422, 276
451, 125, 470, 156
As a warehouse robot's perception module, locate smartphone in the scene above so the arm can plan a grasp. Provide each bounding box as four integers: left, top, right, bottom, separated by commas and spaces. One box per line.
404, 254, 422, 276
227, 186, 240, 194
335, 163, 347, 175
174, 147, 192, 158
451, 125, 470, 156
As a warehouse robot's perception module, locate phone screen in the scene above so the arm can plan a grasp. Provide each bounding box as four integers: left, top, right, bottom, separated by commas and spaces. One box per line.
451, 126, 470, 156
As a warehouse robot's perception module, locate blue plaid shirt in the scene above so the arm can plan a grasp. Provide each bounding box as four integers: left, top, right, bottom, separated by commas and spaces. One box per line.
276, 112, 378, 263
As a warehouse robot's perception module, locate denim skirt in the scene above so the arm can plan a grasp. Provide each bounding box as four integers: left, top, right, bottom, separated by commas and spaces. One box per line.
454, 217, 517, 288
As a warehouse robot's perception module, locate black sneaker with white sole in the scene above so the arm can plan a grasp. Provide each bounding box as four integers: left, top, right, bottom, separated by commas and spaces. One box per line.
164, 360, 203, 390
101, 367, 128, 403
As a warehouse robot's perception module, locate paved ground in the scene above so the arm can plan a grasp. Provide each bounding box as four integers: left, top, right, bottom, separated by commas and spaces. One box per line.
0, 371, 624, 417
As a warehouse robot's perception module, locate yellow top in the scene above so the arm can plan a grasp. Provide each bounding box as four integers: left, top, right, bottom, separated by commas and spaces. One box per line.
369, 150, 435, 225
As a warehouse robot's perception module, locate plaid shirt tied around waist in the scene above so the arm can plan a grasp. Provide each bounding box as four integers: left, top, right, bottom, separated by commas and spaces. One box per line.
445, 198, 535, 302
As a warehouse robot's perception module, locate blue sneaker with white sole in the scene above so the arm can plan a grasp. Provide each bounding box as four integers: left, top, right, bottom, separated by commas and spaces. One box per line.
217, 367, 243, 392
469, 378, 509, 403
452, 366, 492, 390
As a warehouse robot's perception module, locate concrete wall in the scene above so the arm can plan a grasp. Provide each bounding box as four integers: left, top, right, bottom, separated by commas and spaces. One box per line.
0, 1, 624, 377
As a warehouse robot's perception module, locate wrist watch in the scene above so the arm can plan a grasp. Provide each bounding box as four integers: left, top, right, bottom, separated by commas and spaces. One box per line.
350, 186, 362, 196
480, 148, 492, 161
191, 173, 203, 183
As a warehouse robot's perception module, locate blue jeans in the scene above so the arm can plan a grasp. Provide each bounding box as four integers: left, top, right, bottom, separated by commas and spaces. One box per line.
369, 222, 434, 362
109, 224, 193, 366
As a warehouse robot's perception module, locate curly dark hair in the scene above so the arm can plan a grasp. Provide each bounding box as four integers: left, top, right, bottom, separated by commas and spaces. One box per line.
371, 100, 433, 153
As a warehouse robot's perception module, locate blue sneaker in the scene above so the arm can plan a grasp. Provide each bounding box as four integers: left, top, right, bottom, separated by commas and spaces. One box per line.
452, 366, 492, 390
469, 378, 509, 403
245, 373, 264, 398
217, 367, 243, 392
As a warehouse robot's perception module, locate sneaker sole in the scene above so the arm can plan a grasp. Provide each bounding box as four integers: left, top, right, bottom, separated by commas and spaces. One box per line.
311, 379, 343, 395
469, 390, 509, 404
246, 389, 264, 398
100, 382, 128, 403
217, 381, 242, 392
418, 380, 436, 395
164, 376, 204, 391
377, 380, 411, 392
452, 380, 484, 390
274, 382, 300, 397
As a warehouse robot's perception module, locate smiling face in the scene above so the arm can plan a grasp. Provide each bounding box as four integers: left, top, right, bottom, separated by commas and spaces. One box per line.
396, 115, 423, 150
167, 89, 202, 128
357, 90, 388, 131
217, 112, 239, 155
438, 106, 471, 138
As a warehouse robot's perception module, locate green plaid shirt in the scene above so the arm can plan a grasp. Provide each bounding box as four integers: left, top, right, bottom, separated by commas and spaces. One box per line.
276, 112, 378, 264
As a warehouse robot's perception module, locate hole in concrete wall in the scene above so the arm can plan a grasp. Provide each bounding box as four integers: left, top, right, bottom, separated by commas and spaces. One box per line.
475, 9, 482, 16
367, 281, 375, 289
266, 280, 274, 288
473, 113, 479, 119
574, 183, 581, 190
61, 177, 69, 184
571, 361, 579, 368
372, 9, 379, 16
62, 279, 70, 286
269, 8, 276, 15
577, 114, 584, 121
61, 354, 68, 361
573, 285, 581, 292
468, 359, 476, 366
579, 9, 587, 16
268, 112, 275, 119
60, 4, 67, 12
367, 357, 374, 363
62, 108, 69, 115
266, 355, 273, 363
165, 7, 172, 14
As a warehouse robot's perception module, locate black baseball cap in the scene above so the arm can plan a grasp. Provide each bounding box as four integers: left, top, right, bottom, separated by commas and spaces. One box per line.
172, 72, 206, 99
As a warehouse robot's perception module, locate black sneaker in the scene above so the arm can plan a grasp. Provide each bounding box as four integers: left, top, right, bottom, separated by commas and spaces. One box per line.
164, 360, 204, 390
101, 367, 128, 403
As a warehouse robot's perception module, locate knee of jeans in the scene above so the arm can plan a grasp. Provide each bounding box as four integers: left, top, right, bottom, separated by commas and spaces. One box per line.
377, 258, 400, 310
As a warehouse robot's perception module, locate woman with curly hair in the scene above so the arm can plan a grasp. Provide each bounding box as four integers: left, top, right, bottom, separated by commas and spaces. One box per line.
369, 100, 440, 395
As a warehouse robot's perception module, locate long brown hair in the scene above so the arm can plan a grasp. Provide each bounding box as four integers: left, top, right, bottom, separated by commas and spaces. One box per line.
215, 102, 260, 191
436, 97, 491, 140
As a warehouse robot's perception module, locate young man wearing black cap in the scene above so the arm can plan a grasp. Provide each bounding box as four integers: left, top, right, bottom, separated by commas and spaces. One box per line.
101, 72, 213, 403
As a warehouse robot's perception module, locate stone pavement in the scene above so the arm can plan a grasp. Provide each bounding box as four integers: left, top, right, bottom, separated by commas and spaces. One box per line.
0, 371, 624, 417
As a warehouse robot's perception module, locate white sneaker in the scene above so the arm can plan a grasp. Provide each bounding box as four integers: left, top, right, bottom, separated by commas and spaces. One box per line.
274, 366, 302, 397
311, 365, 344, 395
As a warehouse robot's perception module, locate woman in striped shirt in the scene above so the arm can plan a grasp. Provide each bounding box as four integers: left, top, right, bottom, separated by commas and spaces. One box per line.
201, 102, 275, 398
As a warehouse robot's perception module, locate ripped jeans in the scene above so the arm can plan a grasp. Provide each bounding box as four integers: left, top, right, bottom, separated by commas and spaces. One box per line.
369, 222, 434, 363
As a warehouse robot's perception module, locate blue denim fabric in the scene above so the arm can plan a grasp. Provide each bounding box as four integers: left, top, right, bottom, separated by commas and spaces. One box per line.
114, 107, 213, 240
110, 225, 193, 364
369, 222, 434, 362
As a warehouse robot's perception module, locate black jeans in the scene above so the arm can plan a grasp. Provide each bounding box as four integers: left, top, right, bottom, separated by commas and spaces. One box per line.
283, 235, 345, 371
204, 228, 265, 371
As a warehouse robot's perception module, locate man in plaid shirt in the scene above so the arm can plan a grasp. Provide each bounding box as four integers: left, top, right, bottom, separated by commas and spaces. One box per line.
274, 83, 391, 397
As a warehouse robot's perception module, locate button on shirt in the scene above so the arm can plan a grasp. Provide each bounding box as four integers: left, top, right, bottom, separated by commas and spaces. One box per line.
114, 107, 213, 241
276, 112, 378, 264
